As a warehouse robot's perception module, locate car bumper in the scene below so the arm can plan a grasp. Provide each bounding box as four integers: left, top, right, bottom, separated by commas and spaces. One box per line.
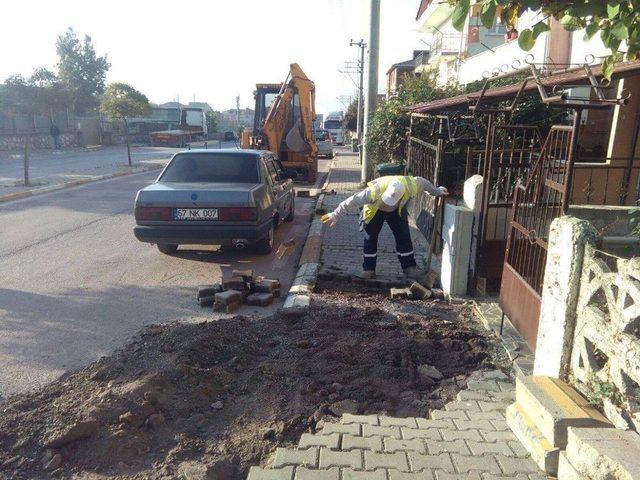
133, 221, 272, 245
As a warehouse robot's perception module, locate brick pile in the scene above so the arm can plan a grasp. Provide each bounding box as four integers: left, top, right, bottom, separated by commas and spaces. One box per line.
196, 269, 280, 313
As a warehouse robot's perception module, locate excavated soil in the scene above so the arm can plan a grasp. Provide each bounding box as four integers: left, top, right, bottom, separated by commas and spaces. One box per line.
0, 289, 507, 480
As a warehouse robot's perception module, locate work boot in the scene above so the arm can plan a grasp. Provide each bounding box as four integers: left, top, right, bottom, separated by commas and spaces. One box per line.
360, 270, 377, 280
403, 266, 426, 283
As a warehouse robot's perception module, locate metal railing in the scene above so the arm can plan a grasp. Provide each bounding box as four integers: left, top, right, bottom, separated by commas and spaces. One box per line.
571, 157, 640, 206
431, 33, 466, 57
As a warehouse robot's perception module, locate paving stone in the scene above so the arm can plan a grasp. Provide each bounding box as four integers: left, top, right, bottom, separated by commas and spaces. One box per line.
450, 454, 501, 474
232, 269, 253, 282
408, 453, 455, 473
248, 467, 294, 480
342, 414, 379, 426
481, 431, 518, 442
465, 440, 514, 457
255, 278, 281, 292
221, 276, 247, 291
507, 441, 530, 458
415, 418, 456, 430
456, 391, 492, 402
299, 433, 340, 449
475, 370, 509, 381
434, 472, 481, 480
342, 434, 383, 452
364, 451, 410, 471
430, 410, 470, 421
464, 411, 505, 421
363, 425, 402, 439
321, 423, 361, 436
294, 467, 339, 480
493, 455, 540, 475
319, 448, 362, 469
477, 401, 510, 413
389, 471, 434, 480
444, 401, 481, 412
466, 380, 502, 393
451, 419, 495, 431
380, 416, 418, 428
214, 289, 243, 305
439, 429, 483, 442
273, 448, 319, 468
488, 419, 509, 431
401, 427, 441, 441
343, 468, 387, 480
282, 295, 310, 316
481, 475, 531, 480
384, 438, 427, 454
425, 439, 470, 455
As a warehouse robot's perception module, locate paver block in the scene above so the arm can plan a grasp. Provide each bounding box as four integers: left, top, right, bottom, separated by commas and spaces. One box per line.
493, 455, 540, 475
319, 448, 362, 469
364, 451, 410, 471
515, 376, 611, 448
299, 433, 340, 449
199, 295, 215, 307
477, 401, 510, 412
197, 284, 222, 299
505, 402, 559, 475
434, 472, 481, 480
450, 454, 502, 475
557, 451, 580, 480
214, 289, 243, 305
401, 427, 441, 441
222, 276, 247, 291
255, 279, 281, 292
390, 288, 412, 299
380, 416, 418, 428
282, 295, 310, 316
321, 423, 361, 436
564, 427, 640, 480
342, 414, 379, 426
343, 469, 387, 480
467, 380, 503, 393
439, 429, 483, 442
294, 467, 339, 480
430, 410, 470, 421
415, 418, 455, 430
232, 269, 253, 282
481, 431, 518, 442
247, 467, 294, 480
272, 448, 318, 468
425, 439, 470, 455
408, 453, 455, 473
384, 438, 427, 454
465, 440, 514, 457
410, 282, 432, 300
457, 391, 492, 402
342, 434, 383, 452
246, 292, 275, 307
389, 471, 434, 480
363, 425, 401, 439
214, 300, 242, 313
444, 401, 481, 412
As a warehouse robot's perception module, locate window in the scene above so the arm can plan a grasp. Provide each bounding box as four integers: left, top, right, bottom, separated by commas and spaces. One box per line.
159, 153, 259, 183
266, 160, 280, 185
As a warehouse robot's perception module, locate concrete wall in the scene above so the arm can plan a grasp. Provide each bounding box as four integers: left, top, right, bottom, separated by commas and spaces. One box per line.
0, 132, 77, 152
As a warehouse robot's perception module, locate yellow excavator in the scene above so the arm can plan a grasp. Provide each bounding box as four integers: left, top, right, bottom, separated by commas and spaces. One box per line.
241, 63, 318, 182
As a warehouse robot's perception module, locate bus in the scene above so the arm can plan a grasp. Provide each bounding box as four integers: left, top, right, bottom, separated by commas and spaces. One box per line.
324, 111, 344, 145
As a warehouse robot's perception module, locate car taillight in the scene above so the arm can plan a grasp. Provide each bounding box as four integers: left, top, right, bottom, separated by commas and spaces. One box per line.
135, 207, 172, 221
219, 207, 257, 222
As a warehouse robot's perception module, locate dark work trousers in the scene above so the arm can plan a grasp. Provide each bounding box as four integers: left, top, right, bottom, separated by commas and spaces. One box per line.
362, 208, 416, 271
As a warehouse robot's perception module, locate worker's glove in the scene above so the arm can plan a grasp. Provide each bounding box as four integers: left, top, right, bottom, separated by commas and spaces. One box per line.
321, 212, 339, 227
436, 186, 449, 196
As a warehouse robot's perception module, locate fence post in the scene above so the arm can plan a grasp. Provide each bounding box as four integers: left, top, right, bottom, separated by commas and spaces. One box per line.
533, 215, 597, 378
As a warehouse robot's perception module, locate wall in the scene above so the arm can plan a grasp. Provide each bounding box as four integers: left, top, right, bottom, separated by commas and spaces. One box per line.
0, 132, 76, 152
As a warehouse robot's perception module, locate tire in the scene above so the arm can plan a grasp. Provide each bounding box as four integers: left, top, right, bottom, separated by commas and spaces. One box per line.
253, 224, 274, 254
157, 244, 178, 254
284, 196, 295, 222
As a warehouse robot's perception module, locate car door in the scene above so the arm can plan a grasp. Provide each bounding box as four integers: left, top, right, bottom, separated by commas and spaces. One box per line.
272, 157, 294, 218
264, 156, 287, 220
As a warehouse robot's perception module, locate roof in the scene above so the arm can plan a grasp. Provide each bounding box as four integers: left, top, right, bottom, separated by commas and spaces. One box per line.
416, 0, 433, 20
408, 60, 640, 114
178, 148, 259, 155
386, 59, 416, 75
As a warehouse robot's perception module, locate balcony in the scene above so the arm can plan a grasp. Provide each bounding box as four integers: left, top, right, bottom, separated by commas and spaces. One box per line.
431, 33, 467, 59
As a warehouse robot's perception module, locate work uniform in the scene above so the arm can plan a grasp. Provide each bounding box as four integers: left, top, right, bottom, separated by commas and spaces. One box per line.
326, 175, 446, 273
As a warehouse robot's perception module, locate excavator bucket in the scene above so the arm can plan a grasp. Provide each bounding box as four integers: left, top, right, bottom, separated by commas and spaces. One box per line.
285, 118, 312, 153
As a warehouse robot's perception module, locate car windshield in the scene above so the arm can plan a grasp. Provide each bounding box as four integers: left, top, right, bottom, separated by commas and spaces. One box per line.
159, 153, 259, 183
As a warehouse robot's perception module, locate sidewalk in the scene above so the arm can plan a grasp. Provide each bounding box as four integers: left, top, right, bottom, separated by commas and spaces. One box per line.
319, 152, 431, 282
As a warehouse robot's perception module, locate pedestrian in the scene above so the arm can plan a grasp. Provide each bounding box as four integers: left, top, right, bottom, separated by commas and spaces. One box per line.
50, 123, 61, 149
321, 175, 449, 281
505, 25, 518, 42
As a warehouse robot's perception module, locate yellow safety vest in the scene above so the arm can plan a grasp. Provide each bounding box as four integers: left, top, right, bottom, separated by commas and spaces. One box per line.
362, 175, 419, 224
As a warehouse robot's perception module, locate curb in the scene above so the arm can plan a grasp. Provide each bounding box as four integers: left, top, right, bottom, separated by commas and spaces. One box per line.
0, 164, 165, 204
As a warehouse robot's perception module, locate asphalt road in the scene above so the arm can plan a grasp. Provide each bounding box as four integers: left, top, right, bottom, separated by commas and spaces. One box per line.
0, 166, 319, 398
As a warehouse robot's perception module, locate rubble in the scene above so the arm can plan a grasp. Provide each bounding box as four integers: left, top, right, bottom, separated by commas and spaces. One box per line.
390, 288, 412, 299
409, 282, 432, 300
246, 292, 275, 307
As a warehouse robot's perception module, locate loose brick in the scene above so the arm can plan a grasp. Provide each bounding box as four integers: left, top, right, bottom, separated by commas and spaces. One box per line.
389, 471, 434, 480
247, 466, 294, 480
320, 423, 361, 436
255, 279, 281, 292
232, 269, 253, 282
294, 467, 339, 480
390, 288, 412, 299
408, 453, 455, 473
385, 438, 427, 454
197, 284, 222, 299
409, 282, 432, 300
214, 289, 243, 305
363, 425, 401, 439
401, 427, 441, 441
465, 440, 514, 457
319, 448, 362, 469
299, 433, 340, 449
199, 295, 215, 307
364, 451, 410, 471
440, 429, 483, 442
222, 276, 247, 291
379, 416, 418, 428
246, 292, 275, 307
214, 300, 242, 313
450, 454, 501, 474
342, 434, 383, 452
272, 448, 318, 468
342, 414, 379, 426
343, 469, 387, 480
426, 439, 471, 455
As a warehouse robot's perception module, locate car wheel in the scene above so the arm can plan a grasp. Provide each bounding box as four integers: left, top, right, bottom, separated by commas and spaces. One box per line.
253, 224, 274, 254
157, 244, 178, 254
284, 196, 295, 222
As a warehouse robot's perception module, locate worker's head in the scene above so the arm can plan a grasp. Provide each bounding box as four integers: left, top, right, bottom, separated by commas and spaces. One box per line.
381, 179, 406, 207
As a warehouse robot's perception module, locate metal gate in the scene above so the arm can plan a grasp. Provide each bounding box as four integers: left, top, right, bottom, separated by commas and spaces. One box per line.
475, 124, 543, 292
499, 125, 575, 349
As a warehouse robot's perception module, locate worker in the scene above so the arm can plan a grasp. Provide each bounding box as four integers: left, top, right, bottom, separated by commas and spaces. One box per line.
321, 175, 448, 281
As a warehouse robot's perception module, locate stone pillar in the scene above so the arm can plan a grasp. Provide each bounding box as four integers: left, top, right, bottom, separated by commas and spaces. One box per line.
534, 216, 597, 378
440, 203, 474, 297
463, 175, 483, 288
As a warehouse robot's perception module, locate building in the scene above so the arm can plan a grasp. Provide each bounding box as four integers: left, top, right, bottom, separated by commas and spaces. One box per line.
386, 51, 429, 97
187, 102, 213, 113
217, 108, 254, 133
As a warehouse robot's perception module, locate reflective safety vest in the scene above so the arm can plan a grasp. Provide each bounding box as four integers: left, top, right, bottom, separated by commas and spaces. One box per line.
362, 175, 419, 224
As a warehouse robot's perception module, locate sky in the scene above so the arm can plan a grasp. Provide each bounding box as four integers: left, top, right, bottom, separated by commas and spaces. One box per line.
1, 0, 425, 117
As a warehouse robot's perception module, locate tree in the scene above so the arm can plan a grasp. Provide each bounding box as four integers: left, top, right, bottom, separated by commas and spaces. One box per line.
100, 83, 150, 166
344, 99, 358, 132
57, 27, 110, 115
449, 0, 640, 79
205, 110, 219, 134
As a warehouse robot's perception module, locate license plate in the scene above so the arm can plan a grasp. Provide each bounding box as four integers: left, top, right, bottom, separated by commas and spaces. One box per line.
174, 208, 218, 220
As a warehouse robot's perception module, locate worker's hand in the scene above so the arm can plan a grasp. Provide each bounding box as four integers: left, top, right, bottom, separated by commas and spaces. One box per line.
436, 186, 449, 196
321, 212, 338, 227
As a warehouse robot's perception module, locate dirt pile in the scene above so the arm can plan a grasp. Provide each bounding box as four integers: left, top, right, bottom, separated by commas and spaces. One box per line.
0, 291, 506, 480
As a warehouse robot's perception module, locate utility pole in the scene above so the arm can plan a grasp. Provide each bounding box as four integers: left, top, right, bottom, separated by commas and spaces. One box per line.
235, 96, 240, 128
349, 39, 366, 145
361, 0, 380, 184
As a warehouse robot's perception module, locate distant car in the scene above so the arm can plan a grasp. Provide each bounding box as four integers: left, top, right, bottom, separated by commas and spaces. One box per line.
133, 149, 295, 255
314, 129, 334, 159
223, 131, 236, 141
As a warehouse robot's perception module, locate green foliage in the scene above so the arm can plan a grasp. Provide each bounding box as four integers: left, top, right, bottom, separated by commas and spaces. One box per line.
0, 69, 71, 119
587, 377, 624, 407
100, 83, 150, 120
344, 99, 358, 132
57, 27, 110, 115
449, 0, 640, 79
205, 110, 219, 133
630, 208, 640, 239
